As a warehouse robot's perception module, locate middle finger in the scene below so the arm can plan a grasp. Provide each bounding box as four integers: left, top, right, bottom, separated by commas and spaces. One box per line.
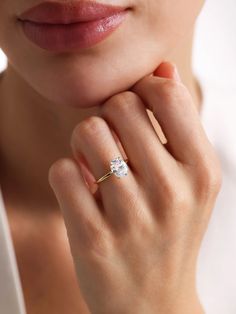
101, 91, 175, 186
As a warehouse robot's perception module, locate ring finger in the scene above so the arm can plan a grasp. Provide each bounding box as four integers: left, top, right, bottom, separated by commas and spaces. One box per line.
70, 115, 141, 229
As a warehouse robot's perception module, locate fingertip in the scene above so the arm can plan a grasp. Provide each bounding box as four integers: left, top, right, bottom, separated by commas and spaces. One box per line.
153, 61, 181, 82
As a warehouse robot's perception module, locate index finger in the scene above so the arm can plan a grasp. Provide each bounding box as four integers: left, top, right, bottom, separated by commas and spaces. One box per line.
130, 63, 210, 166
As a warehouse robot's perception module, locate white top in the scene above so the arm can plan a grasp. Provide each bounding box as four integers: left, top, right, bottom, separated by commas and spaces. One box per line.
0, 189, 26, 314
1, 1, 236, 311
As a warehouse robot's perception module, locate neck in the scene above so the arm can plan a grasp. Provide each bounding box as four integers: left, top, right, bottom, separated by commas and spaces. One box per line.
0, 33, 202, 209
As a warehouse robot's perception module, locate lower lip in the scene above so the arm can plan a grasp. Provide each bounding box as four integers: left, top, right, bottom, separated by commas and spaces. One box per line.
20, 10, 129, 52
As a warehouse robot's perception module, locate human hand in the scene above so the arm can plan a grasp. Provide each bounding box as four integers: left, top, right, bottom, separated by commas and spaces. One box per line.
48, 62, 222, 314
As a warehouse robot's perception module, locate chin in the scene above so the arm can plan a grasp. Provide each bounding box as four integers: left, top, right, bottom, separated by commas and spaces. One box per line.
43, 80, 124, 109
27, 73, 131, 109
21, 56, 158, 109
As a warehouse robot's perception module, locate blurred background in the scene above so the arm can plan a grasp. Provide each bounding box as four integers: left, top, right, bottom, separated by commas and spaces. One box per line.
1, 0, 236, 84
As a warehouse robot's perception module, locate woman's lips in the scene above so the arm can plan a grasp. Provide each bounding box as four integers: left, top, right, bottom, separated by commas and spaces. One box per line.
18, 1, 130, 52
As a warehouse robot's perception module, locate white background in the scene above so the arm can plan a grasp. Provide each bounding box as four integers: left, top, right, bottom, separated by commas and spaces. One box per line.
193, 0, 236, 84
1, 0, 236, 82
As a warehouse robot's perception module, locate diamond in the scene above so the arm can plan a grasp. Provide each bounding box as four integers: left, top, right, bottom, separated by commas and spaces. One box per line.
110, 156, 128, 178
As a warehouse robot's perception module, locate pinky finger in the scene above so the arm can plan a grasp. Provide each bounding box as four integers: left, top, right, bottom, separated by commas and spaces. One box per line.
48, 157, 108, 252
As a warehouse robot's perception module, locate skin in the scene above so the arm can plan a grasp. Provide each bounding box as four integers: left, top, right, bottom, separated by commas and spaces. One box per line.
0, 0, 222, 313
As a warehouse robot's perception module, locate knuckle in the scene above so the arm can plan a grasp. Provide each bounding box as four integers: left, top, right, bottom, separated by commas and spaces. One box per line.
158, 79, 189, 107
202, 166, 222, 193
167, 189, 189, 211
48, 158, 75, 186
157, 174, 176, 200
71, 116, 107, 144
161, 180, 187, 209
103, 91, 142, 116
196, 158, 223, 198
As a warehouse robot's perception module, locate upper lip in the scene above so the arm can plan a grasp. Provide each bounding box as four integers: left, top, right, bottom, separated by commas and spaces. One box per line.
18, 1, 129, 25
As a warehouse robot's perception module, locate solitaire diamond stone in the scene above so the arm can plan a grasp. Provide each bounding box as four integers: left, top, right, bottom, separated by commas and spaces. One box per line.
110, 157, 128, 178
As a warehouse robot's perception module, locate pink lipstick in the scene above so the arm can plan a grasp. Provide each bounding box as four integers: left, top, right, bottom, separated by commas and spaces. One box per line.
18, 1, 130, 52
